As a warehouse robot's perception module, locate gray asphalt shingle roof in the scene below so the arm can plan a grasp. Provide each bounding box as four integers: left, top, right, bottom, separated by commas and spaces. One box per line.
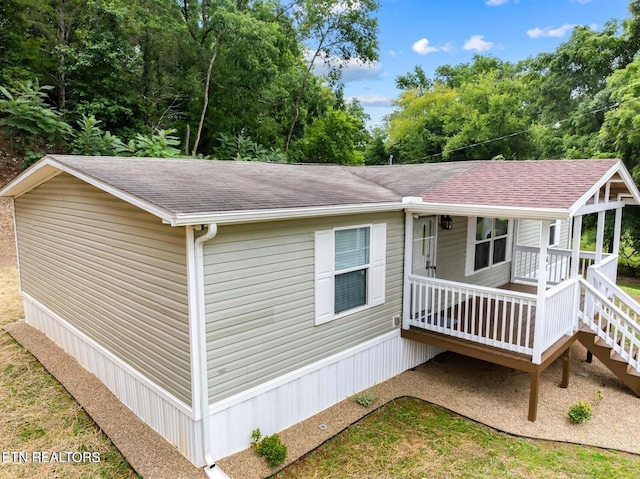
7, 156, 632, 220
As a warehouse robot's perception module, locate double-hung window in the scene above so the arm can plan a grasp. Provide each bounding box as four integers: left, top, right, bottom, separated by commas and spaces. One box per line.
315, 224, 386, 325
466, 217, 511, 275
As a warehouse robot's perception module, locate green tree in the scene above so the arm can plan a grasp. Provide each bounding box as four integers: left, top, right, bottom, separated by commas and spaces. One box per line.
0, 81, 72, 147
285, 0, 380, 152
293, 107, 366, 164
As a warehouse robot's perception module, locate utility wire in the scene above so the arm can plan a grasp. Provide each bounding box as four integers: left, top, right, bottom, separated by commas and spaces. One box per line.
410, 95, 640, 163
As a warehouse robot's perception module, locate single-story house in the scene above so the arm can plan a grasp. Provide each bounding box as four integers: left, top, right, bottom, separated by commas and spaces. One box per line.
2, 155, 640, 478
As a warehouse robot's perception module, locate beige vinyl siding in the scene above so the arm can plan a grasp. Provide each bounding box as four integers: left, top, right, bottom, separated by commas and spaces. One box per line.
203, 212, 403, 403
517, 219, 570, 248
15, 173, 191, 405
435, 215, 511, 287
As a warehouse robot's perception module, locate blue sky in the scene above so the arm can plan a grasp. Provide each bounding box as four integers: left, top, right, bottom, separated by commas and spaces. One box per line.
336, 0, 632, 128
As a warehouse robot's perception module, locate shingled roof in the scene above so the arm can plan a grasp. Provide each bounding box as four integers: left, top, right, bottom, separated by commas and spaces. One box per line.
1, 155, 638, 225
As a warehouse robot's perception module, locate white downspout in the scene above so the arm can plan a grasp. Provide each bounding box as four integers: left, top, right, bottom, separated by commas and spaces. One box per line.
192, 224, 230, 478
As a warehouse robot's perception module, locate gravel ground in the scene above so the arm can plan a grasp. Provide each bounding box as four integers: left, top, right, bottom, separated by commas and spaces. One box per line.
219, 344, 640, 479
4, 322, 207, 479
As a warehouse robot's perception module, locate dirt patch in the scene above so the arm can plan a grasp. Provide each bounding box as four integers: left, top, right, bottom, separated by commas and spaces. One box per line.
0, 198, 16, 269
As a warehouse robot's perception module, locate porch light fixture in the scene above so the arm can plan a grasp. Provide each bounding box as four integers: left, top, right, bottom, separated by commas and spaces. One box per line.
440, 215, 453, 230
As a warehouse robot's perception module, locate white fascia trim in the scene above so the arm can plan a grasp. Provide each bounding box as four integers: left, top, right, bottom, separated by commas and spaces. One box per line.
22, 292, 193, 416
169, 203, 404, 226
208, 329, 400, 415
0, 156, 175, 223
575, 200, 626, 216
569, 162, 640, 216
0, 161, 62, 197
405, 203, 571, 221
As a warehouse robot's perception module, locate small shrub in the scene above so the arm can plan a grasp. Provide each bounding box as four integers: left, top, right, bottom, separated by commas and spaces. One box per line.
353, 392, 376, 408
250, 428, 288, 467
567, 401, 593, 424
596, 389, 603, 402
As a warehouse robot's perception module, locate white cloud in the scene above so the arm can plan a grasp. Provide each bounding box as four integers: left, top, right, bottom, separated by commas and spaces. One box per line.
305, 50, 381, 82
346, 94, 394, 108
463, 35, 494, 51
440, 42, 454, 53
571, 0, 592, 4
412, 38, 439, 55
527, 23, 574, 39
486, 0, 508, 5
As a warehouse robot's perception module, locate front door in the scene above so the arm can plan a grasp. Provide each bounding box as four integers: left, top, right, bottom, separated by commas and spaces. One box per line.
412, 216, 437, 277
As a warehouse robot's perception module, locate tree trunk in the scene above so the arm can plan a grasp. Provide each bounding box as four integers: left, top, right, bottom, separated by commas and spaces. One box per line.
192, 31, 221, 156
284, 33, 327, 153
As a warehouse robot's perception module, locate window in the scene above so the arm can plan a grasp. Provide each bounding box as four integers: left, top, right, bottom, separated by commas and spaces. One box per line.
315, 224, 386, 325
548, 220, 559, 247
466, 217, 511, 275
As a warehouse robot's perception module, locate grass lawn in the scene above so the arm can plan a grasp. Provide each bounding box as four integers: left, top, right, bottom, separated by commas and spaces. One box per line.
0, 266, 139, 479
274, 397, 640, 479
616, 276, 640, 302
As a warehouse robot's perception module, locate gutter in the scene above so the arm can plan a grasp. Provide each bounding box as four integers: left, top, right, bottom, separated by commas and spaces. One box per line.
190, 224, 231, 479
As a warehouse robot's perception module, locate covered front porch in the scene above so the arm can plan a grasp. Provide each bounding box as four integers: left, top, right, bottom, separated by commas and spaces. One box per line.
400, 171, 639, 421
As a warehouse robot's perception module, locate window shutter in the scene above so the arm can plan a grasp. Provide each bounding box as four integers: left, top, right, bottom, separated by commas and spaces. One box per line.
370, 223, 386, 306
315, 230, 335, 324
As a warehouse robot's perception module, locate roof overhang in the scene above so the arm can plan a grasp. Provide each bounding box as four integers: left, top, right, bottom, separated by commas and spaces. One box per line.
0, 155, 176, 223
402, 200, 571, 221
568, 161, 640, 216
167, 203, 405, 226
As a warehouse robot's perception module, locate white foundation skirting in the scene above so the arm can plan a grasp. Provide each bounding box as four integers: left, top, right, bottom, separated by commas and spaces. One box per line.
207, 330, 441, 460
22, 294, 205, 466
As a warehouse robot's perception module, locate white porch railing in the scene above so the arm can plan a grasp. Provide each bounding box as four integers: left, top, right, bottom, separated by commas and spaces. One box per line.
580, 276, 640, 374
512, 246, 601, 285
533, 278, 580, 358
408, 275, 537, 355
587, 256, 637, 325
407, 251, 640, 368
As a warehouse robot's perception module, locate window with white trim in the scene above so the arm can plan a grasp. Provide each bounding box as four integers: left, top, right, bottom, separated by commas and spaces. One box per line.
548, 220, 559, 247
466, 217, 511, 275
315, 224, 386, 325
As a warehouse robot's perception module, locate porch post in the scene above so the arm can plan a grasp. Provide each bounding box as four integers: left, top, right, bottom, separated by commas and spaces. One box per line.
510, 220, 519, 283
402, 212, 414, 330
612, 205, 623, 257
595, 210, 605, 265
532, 220, 550, 364
570, 215, 582, 279
595, 185, 607, 266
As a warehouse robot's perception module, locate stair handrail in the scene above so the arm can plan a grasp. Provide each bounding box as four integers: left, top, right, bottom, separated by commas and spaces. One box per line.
579, 277, 640, 372
588, 265, 640, 326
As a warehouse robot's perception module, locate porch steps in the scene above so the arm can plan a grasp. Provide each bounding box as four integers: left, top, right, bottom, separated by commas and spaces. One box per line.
577, 325, 640, 396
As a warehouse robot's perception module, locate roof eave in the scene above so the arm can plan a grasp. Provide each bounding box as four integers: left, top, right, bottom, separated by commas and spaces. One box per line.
405, 202, 572, 220
0, 155, 176, 223
568, 161, 640, 216
168, 202, 406, 226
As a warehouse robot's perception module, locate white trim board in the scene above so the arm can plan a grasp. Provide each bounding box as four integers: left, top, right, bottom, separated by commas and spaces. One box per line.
21, 293, 204, 465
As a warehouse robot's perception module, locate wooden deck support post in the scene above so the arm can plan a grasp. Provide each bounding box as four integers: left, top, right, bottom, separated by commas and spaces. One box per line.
560, 349, 571, 388
528, 370, 541, 422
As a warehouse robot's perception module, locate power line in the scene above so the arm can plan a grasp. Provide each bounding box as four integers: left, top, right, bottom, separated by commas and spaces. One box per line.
409, 95, 640, 162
